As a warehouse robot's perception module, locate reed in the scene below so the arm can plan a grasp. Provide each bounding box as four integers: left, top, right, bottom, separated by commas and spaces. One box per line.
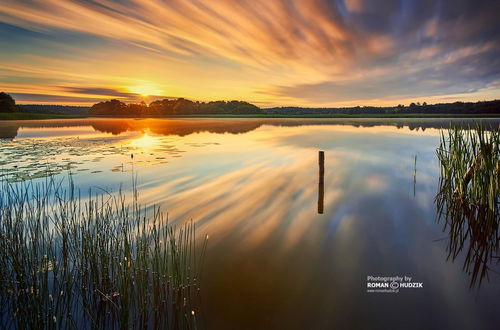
0, 177, 207, 329
436, 125, 499, 287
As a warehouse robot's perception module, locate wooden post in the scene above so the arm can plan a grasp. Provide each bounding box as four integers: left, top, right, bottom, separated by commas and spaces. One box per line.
318, 151, 324, 214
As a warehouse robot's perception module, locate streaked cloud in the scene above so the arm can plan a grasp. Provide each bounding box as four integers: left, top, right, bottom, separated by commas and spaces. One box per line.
63, 87, 136, 98
0, 0, 499, 106
10, 93, 105, 104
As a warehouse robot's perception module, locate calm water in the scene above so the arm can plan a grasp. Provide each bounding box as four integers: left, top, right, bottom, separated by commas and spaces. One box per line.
1, 118, 499, 330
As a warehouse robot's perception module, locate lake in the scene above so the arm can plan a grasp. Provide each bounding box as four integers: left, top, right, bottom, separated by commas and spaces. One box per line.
1, 118, 499, 330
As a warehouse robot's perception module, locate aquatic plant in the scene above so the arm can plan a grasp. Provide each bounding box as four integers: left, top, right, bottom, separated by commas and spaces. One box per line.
0, 177, 206, 329
436, 125, 500, 288
0, 136, 184, 183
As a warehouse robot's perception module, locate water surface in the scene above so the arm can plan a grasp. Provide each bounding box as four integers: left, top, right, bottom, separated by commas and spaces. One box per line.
1, 118, 499, 330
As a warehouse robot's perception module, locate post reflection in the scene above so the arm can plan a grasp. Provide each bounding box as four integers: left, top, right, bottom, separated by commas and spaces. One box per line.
318, 150, 324, 214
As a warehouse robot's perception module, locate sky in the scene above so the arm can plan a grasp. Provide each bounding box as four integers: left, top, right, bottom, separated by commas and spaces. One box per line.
0, 0, 499, 107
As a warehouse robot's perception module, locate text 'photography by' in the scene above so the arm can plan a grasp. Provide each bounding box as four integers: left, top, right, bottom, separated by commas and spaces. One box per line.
0, 0, 499, 329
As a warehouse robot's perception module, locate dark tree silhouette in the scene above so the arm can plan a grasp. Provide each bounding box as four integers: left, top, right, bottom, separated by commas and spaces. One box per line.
89, 99, 128, 115
0, 92, 17, 113
88, 98, 264, 116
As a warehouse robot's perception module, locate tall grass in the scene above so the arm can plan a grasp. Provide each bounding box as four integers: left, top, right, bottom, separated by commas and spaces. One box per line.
436, 125, 499, 287
0, 177, 207, 329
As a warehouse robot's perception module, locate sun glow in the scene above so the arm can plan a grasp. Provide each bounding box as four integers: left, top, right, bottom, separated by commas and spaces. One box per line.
129, 84, 163, 97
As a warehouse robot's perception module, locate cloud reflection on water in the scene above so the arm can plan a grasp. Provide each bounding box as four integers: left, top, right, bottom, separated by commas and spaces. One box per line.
1, 118, 499, 329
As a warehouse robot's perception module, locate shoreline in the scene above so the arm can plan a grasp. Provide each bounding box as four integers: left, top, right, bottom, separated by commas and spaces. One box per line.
2, 112, 500, 120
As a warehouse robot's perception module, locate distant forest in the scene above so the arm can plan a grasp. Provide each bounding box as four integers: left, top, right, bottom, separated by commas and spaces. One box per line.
89, 99, 264, 116
266, 100, 500, 115
1, 91, 500, 116
19, 104, 89, 115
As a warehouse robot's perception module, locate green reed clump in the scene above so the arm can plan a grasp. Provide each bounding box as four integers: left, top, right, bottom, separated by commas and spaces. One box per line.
0, 178, 207, 329
436, 125, 499, 287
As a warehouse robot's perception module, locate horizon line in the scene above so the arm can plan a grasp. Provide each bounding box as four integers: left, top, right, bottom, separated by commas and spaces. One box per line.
14, 98, 500, 110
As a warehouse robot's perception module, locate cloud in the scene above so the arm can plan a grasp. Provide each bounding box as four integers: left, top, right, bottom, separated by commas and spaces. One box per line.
0, 0, 499, 105
60, 87, 176, 104
11, 93, 105, 104
62, 87, 137, 98
8, 85, 175, 105
267, 42, 500, 103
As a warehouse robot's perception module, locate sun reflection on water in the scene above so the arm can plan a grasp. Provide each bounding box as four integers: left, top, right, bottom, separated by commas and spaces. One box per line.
129, 132, 161, 150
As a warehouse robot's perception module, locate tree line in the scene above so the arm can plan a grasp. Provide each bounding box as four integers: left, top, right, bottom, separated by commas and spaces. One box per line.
19, 104, 89, 115
265, 100, 500, 115
0, 93, 89, 114
2, 91, 500, 116
89, 98, 264, 116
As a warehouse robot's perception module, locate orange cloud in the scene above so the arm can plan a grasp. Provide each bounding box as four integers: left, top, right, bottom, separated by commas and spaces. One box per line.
0, 0, 499, 106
